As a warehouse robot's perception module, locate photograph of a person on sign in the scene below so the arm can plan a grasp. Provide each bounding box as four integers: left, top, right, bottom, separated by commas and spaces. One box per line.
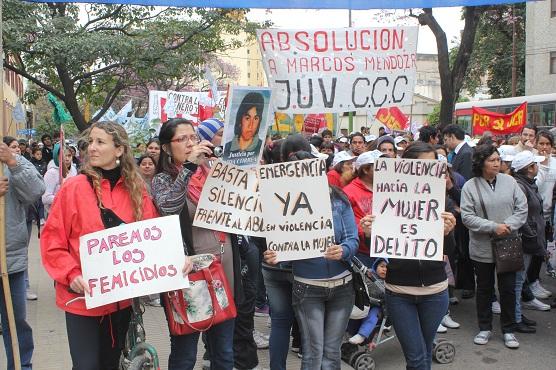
222, 88, 271, 167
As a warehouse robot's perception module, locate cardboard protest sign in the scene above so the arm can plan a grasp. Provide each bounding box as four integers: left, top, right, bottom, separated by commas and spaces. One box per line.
371, 158, 447, 261
258, 158, 334, 262
147, 90, 226, 127
222, 86, 273, 168
79, 215, 189, 309
257, 26, 418, 114
193, 160, 265, 237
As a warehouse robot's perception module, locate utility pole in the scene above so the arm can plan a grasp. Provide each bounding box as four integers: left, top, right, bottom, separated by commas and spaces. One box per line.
511, 5, 517, 97
0, 0, 23, 367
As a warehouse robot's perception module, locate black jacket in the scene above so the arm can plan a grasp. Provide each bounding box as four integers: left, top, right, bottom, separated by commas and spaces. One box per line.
515, 173, 546, 256
452, 142, 473, 181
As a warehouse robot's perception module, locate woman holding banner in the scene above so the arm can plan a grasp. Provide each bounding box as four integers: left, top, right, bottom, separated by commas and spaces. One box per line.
151, 118, 236, 370
40, 121, 163, 370
264, 134, 359, 370
360, 141, 457, 370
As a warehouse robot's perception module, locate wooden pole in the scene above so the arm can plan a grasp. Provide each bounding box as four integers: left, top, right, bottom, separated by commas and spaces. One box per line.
0, 0, 23, 367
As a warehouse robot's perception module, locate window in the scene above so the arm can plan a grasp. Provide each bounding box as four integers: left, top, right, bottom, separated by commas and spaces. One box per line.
247, 60, 250, 66
552, 0, 556, 17
551, 52, 556, 74
247, 49, 250, 54
247, 72, 251, 78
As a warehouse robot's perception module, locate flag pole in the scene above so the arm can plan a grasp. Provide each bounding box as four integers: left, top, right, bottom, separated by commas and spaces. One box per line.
0, 0, 23, 367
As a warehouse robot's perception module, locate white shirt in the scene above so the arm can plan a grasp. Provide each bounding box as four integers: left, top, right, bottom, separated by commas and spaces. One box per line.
454, 141, 466, 155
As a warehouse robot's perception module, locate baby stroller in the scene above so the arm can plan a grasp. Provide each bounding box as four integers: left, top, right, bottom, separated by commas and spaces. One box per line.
341, 256, 456, 370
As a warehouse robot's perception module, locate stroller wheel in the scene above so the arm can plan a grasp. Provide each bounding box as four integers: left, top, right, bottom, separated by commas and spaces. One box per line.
353, 353, 376, 370
341, 342, 360, 363
433, 341, 456, 364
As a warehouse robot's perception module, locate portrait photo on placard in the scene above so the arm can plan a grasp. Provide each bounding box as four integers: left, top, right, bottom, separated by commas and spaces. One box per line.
222, 86, 272, 167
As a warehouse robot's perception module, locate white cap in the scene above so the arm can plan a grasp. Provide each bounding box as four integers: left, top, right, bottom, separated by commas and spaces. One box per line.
310, 144, 329, 159
354, 150, 384, 170
511, 151, 545, 171
332, 151, 356, 167
498, 145, 516, 162
394, 136, 407, 145
338, 137, 349, 143
365, 135, 377, 142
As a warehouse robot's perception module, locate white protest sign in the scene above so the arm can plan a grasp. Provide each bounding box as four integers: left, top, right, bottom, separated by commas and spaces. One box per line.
147, 90, 227, 125
256, 26, 418, 114
79, 215, 189, 309
371, 158, 447, 261
258, 158, 334, 262
193, 160, 265, 237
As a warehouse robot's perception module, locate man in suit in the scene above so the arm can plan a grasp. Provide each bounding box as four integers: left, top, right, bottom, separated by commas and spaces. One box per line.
443, 124, 476, 300
443, 124, 473, 181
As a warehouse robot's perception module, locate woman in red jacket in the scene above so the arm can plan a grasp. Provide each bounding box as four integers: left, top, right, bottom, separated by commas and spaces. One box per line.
40, 121, 186, 370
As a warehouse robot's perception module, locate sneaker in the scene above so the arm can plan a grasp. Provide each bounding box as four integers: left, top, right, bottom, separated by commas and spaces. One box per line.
530, 280, 551, 299
522, 298, 551, 311
449, 296, 459, 305
26, 290, 38, 301
255, 305, 270, 317
441, 314, 460, 329
145, 298, 161, 307
521, 314, 536, 326
39, 218, 45, 226
492, 301, 501, 314
503, 333, 519, 349
348, 334, 366, 345
253, 330, 269, 349
473, 330, 492, 345
536, 281, 552, 297
437, 324, 447, 333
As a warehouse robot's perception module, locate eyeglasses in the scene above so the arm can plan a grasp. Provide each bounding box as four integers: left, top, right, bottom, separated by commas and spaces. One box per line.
171, 135, 200, 144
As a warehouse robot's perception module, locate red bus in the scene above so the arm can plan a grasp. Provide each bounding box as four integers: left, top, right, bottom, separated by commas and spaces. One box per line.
454, 93, 556, 134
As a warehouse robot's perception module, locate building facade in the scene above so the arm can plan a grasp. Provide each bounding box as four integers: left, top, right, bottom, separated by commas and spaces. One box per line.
525, 0, 556, 95
3, 66, 26, 137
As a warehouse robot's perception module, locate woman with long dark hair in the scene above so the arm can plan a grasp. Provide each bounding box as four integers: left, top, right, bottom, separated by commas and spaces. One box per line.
151, 118, 236, 370
361, 141, 457, 369
264, 134, 358, 370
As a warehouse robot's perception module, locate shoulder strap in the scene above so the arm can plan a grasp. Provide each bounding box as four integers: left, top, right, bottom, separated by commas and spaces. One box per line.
474, 178, 489, 220
179, 201, 195, 256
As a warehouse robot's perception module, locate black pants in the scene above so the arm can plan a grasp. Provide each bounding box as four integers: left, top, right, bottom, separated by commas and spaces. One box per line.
473, 261, 516, 334
233, 238, 259, 370
65, 308, 131, 370
527, 255, 543, 283
455, 222, 476, 291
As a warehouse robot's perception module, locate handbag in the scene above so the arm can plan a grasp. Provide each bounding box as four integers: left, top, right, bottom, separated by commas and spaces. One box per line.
162, 254, 237, 335
474, 179, 524, 273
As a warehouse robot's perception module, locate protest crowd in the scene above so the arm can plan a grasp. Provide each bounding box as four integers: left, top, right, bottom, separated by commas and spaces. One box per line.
2, 116, 556, 370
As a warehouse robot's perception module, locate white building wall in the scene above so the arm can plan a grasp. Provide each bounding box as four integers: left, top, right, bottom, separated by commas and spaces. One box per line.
525, 0, 556, 95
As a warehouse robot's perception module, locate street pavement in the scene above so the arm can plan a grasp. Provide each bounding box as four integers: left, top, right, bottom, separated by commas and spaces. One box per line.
2, 226, 556, 369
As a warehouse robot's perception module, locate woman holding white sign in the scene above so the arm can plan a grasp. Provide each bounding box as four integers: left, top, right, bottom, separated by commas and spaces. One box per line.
41, 121, 162, 370
264, 134, 359, 370
151, 118, 236, 370
360, 142, 457, 370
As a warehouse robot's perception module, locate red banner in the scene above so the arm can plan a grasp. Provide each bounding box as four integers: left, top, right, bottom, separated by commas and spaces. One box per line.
472, 102, 527, 135
375, 107, 409, 131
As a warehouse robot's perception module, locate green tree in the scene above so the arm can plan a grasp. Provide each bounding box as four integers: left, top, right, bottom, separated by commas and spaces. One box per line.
426, 104, 441, 126
461, 4, 525, 98
3, 2, 266, 131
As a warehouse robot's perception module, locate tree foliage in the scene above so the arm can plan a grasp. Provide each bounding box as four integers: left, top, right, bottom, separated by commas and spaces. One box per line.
460, 4, 525, 98
412, 7, 483, 129
3, 2, 266, 131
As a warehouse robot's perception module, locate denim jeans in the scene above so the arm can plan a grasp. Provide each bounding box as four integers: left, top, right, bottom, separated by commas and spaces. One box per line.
385, 289, 448, 370
168, 319, 234, 370
0, 271, 34, 370
515, 254, 533, 323
261, 267, 294, 370
292, 279, 354, 370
